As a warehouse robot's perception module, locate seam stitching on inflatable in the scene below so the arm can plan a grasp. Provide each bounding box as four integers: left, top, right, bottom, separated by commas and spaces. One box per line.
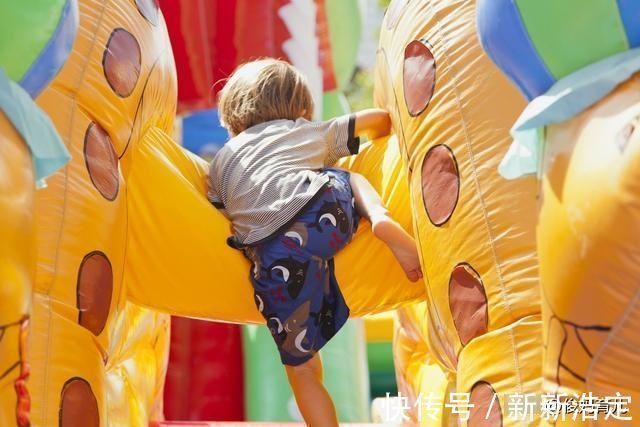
509, 325, 525, 402
41, 2, 108, 422
434, 9, 514, 322
393, 0, 455, 366
380, 48, 411, 166
115, 184, 128, 328
119, 56, 162, 159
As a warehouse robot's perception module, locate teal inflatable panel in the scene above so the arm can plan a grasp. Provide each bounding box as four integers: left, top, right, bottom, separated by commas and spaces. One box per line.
370, 372, 398, 399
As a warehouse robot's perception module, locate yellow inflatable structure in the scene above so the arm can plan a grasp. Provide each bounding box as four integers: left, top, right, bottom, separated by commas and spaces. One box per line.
377, 0, 543, 425
0, 113, 33, 427
105, 304, 170, 426
1, 1, 74, 422
18, 0, 634, 425
477, 0, 640, 422
537, 78, 640, 424
393, 303, 451, 426
24, 1, 423, 425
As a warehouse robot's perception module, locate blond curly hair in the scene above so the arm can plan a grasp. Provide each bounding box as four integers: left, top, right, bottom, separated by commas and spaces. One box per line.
218, 59, 315, 136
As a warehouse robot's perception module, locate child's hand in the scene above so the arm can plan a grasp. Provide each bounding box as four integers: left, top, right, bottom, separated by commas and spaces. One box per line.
353, 108, 392, 140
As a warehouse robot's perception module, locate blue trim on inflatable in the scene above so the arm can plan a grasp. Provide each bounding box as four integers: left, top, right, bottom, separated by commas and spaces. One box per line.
476, 0, 556, 100
0, 68, 70, 186
500, 47, 640, 180
183, 108, 229, 157
617, 0, 640, 48
19, 0, 78, 98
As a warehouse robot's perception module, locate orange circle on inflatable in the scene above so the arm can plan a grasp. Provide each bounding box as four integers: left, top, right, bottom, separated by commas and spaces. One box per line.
403, 39, 436, 117
448, 263, 488, 346
469, 381, 502, 427
102, 28, 141, 97
77, 251, 113, 336
59, 378, 99, 427
84, 122, 119, 201
421, 144, 459, 226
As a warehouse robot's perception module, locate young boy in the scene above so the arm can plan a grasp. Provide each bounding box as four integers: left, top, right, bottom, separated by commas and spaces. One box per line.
208, 59, 421, 426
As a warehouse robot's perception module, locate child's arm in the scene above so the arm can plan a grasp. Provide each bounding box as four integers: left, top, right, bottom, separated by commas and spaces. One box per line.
322, 108, 392, 165
353, 108, 392, 140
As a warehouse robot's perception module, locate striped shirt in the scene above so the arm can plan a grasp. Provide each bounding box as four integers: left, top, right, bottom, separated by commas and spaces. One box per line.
208, 114, 359, 248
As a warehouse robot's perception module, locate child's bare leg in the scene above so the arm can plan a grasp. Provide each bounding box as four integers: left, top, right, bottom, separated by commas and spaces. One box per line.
349, 172, 423, 282
285, 354, 338, 427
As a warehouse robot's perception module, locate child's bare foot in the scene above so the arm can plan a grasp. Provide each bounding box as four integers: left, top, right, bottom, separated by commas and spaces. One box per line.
371, 215, 423, 282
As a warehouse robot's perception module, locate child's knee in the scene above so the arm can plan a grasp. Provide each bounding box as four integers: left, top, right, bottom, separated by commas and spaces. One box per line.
286, 356, 322, 380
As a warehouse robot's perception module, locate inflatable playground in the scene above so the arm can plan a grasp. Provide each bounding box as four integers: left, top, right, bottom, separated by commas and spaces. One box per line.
1, 0, 639, 425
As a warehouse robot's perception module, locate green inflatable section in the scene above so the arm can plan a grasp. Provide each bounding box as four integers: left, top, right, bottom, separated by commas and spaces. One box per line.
367, 341, 394, 373
515, 0, 628, 78
325, 0, 362, 90
321, 0, 361, 119
0, 0, 67, 81
370, 372, 397, 399
243, 320, 370, 422
367, 342, 397, 398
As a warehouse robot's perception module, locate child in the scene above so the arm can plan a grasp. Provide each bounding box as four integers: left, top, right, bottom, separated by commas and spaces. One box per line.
208, 59, 421, 426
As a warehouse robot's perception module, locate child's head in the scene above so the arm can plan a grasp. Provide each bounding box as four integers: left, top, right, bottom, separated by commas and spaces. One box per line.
218, 59, 314, 136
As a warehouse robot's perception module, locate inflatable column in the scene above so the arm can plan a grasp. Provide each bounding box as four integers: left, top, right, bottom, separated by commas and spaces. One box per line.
376, 1, 543, 425
30, 0, 176, 425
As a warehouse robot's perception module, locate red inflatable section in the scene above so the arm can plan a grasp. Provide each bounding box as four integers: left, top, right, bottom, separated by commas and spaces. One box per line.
158, 0, 238, 112
315, 0, 337, 92
159, 0, 336, 113
233, 0, 291, 67
164, 318, 244, 421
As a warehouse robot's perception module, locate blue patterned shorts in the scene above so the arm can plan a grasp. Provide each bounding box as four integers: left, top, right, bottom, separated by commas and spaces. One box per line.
244, 168, 359, 366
